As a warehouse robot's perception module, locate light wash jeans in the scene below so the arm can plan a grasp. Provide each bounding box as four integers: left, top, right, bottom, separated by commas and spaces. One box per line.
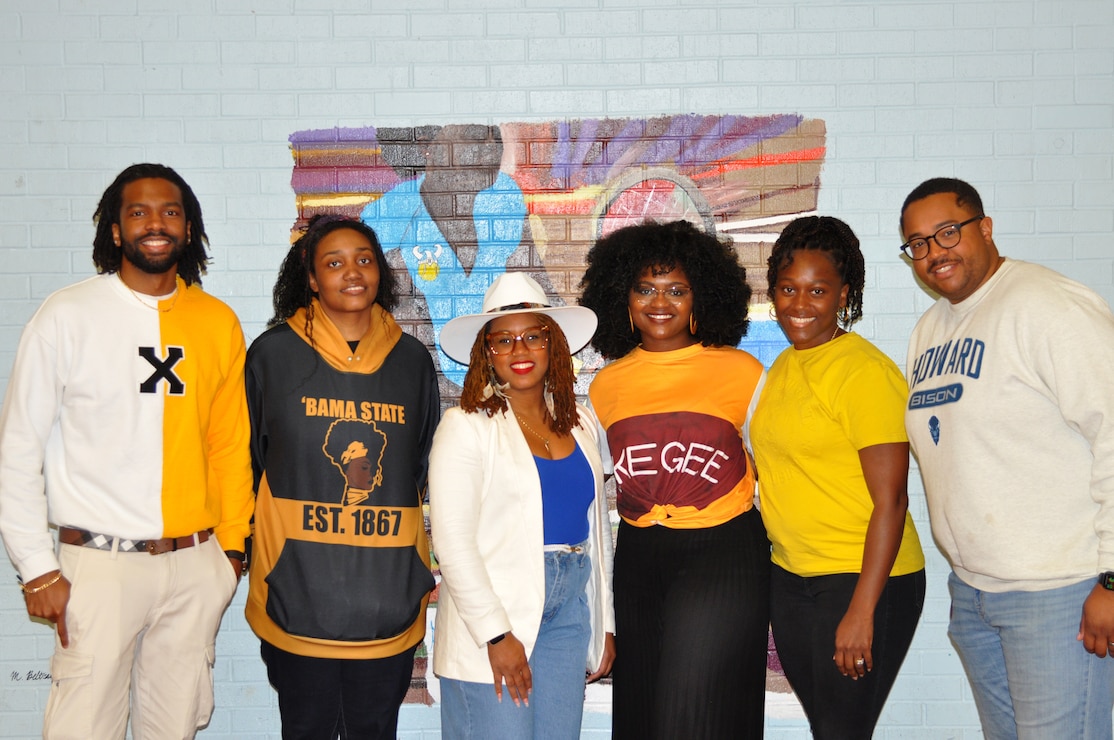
948, 572, 1114, 740
440, 547, 592, 739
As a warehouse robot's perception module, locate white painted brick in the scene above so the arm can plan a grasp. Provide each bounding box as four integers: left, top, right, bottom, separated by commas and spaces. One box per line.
22, 14, 99, 40
296, 39, 373, 64
529, 36, 604, 62
453, 89, 529, 115
565, 11, 639, 36
724, 58, 797, 84
758, 83, 837, 109
64, 41, 141, 65
682, 84, 759, 111
916, 132, 995, 158
840, 30, 917, 56
603, 86, 678, 114
1033, 103, 1113, 129
183, 66, 259, 91
0, 42, 64, 66
680, 33, 759, 58
375, 39, 451, 64
332, 13, 409, 38
98, 14, 176, 40
760, 31, 838, 57
220, 92, 297, 117
487, 63, 566, 88
176, 14, 257, 41
451, 38, 526, 63
718, 6, 795, 32
876, 3, 956, 29
642, 8, 717, 33
842, 82, 917, 108
643, 59, 719, 85
956, 1, 1034, 27
797, 4, 875, 30
1077, 77, 1114, 105
220, 40, 296, 65
486, 11, 561, 37
799, 57, 874, 83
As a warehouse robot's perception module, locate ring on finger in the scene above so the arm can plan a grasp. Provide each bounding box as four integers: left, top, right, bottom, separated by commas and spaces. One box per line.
854, 658, 866, 667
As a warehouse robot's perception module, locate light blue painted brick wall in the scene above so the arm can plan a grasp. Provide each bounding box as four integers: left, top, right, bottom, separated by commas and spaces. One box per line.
0, 1, 1111, 737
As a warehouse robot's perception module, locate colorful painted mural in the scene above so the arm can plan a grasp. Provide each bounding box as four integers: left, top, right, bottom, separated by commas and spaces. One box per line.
289, 114, 825, 388
288, 114, 825, 709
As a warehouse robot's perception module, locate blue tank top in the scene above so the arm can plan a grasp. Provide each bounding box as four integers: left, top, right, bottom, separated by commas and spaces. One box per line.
535, 442, 594, 546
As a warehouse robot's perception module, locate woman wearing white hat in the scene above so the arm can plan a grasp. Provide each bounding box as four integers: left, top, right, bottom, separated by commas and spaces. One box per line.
429, 272, 616, 739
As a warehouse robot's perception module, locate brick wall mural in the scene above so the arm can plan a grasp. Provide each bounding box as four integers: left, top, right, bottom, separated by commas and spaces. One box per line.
290, 114, 825, 391
289, 114, 825, 707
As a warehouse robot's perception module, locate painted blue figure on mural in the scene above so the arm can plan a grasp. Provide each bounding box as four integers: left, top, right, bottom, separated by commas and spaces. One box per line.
360, 124, 526, 385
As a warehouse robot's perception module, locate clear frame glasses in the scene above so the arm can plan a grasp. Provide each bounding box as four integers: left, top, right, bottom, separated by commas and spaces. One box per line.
630, 285, 693, 303
486, 326, 549, 355
900, 215, 984, 261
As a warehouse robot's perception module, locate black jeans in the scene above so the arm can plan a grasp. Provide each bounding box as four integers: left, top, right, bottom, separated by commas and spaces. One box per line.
260, 639, 415, 740
612, 509, 771, 740
770, 565, 926, 740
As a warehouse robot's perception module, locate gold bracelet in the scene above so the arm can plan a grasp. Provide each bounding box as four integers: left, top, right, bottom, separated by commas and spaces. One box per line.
20, 572, 62, 595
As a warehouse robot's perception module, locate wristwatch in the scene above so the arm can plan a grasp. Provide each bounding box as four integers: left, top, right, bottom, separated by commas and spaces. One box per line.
488, 632, 508, 646
1098, 572, 1114, 591
225, 549, 247, 576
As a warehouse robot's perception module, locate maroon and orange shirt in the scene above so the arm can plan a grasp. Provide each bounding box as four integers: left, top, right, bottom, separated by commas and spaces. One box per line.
589, 343, 765, 529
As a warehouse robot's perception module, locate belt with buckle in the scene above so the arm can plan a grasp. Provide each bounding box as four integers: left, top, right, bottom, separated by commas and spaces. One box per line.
58, 526, 212, 555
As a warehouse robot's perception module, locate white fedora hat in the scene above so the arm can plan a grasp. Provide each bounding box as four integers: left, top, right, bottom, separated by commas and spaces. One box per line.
438, 272, 598, 365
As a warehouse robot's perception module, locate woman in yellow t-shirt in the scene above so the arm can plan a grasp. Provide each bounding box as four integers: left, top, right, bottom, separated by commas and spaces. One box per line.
752, 216, 926, 740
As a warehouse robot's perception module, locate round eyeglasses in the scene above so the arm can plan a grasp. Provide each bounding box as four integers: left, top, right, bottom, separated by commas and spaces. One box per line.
486, 326, 549, 355
900, 215, 984, 261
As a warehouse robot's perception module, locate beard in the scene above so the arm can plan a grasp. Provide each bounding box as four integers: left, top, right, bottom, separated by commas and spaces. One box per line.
121, 233, 187, 275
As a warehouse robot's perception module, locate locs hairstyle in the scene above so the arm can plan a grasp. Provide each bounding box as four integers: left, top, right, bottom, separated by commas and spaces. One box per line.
899, 177, 985, 233
92, 163, 210, 286
767, 216, 866, 327
269, 215, 397, 330
578, 219, 751, 360
459, 313, 581, 435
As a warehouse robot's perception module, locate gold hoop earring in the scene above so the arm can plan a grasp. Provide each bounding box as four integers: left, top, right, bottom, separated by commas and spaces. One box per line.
689, 313, 698, 335
769, 305, 777, 321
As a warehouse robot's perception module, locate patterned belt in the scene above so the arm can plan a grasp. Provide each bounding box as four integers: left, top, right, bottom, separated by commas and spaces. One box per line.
58, 526, 212, 555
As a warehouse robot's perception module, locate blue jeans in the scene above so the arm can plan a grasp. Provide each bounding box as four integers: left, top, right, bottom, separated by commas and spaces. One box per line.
948, 572, 1114, 740
440, 547, 592, 739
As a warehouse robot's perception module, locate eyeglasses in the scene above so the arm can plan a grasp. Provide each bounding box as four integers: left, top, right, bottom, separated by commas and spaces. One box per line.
900, 215, 985, 261
630, 285, 693, 303
486, 326, 549, 355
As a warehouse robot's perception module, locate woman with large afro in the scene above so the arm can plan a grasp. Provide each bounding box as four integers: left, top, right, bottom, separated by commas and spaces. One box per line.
579, 219, 771, 739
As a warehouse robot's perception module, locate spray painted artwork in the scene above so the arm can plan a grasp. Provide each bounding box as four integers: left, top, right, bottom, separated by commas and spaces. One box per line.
288, 114, 825, 711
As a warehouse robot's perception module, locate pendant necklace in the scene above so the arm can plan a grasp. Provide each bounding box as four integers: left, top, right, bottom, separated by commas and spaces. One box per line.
121, 274, 179, 313
514, 411, 552, 455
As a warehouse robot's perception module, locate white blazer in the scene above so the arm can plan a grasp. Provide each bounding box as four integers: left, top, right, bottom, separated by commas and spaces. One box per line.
428, 403, 615, 684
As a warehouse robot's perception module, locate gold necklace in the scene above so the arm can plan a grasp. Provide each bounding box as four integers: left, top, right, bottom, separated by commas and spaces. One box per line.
830, 323, 841, 342
121, 274, 179, 313
514, 411, 552, 455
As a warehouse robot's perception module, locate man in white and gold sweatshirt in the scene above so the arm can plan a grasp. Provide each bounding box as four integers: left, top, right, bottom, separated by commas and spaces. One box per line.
0, 163, 253, 739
